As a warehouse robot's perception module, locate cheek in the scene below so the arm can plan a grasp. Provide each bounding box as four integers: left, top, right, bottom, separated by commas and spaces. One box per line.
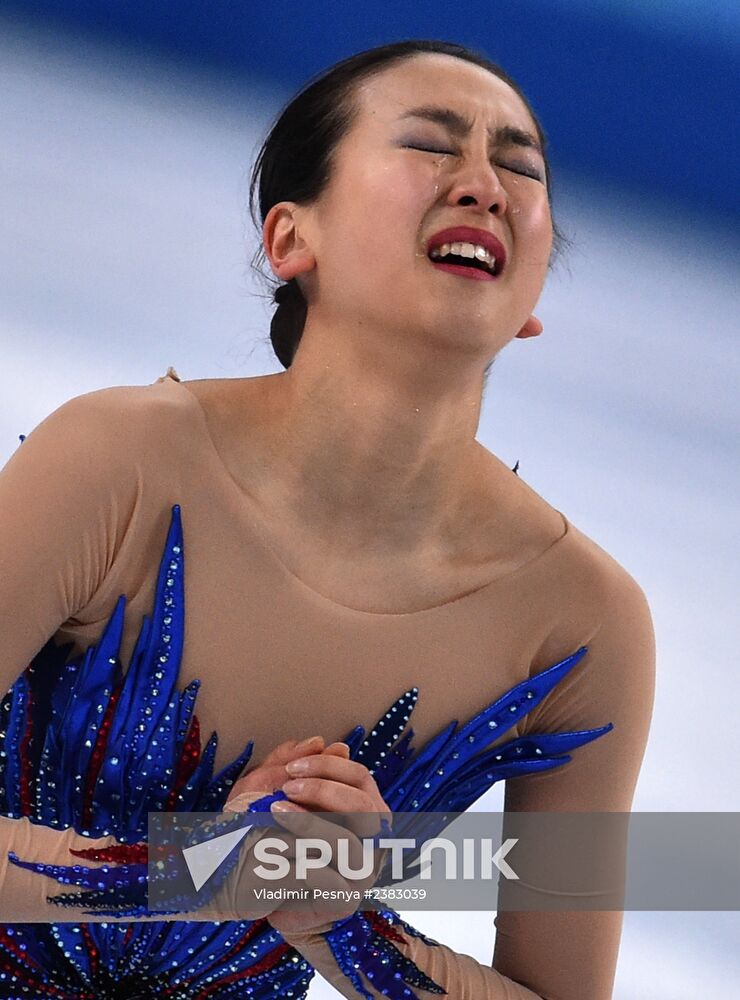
339, 165, 434, 266
365, 162, 435, 234
512, 193, 553, 267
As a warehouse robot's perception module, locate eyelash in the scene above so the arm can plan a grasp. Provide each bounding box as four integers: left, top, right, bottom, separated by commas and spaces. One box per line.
404, 144, 544, 182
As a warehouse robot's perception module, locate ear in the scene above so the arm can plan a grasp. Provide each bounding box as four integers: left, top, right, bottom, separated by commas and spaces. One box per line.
514, 314, 543, 339
263, 202, 316, 283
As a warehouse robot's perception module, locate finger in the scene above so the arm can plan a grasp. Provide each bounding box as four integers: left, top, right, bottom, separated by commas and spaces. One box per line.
228, 769, 283, 801
268, 803, 372, 878
282, 774, 375, 810
285, 754, 374, 791
283, 753, 390, 838
228, 741, 355, 810
229, 738, 327, 799
281, 775, 384, 835
244, 744, 354, 804
270, 801, 353, 845
263, 736, 326, 765
284, 756, 387, 825
223, 788, 278, 814
270, 801, 366, 862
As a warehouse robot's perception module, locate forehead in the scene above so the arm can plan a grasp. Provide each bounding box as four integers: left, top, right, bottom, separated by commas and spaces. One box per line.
353, 53, 536, 133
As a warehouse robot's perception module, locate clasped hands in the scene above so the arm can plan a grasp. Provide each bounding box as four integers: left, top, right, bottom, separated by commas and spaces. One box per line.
223, 735, 392, 935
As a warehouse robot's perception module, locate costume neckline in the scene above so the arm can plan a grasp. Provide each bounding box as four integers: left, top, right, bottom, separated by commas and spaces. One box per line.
160, 370, 572, 619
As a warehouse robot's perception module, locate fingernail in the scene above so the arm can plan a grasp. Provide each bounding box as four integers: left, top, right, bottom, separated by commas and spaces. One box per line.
271, 800, 300, 812
282, 779, 305, 794
285, 758, 310, 775
295, 736, 322, 750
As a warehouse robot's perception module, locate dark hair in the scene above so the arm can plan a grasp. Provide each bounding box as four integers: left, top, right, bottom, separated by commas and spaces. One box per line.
249, 40, 569, 370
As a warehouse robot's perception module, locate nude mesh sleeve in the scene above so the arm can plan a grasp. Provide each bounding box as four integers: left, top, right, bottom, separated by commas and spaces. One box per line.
0, 793, 276, 922
491, 562, 656, 999
0, 390, 142, 918
0, 390, 142, 695
277, 567, 655, 1000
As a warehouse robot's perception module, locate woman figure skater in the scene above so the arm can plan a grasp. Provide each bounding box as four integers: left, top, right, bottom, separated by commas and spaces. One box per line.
0, 40, 655, 999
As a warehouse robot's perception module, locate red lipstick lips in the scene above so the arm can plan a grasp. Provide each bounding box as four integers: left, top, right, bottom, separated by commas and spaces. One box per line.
426, 226, 507, 280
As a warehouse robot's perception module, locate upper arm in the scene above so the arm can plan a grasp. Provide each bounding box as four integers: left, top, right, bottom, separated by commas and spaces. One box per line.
492, 563, 656, 999
0, 389, 141, 695
514, 567, 655, 813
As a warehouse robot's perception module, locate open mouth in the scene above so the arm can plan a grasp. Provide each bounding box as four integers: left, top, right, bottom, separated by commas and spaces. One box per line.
428, 242, 501, 279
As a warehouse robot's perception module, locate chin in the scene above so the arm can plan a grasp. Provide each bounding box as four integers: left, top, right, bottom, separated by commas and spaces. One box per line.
416, 319, 505, 358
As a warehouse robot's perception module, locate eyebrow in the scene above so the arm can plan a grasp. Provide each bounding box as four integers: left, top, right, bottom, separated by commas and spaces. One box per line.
397, 105, 544, 156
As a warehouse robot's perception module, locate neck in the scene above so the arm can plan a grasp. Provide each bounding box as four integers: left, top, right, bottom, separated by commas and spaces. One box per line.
239, 321, 498, 557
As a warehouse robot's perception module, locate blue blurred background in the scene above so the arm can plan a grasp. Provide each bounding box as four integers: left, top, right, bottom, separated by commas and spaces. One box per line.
2, 2, 738, 996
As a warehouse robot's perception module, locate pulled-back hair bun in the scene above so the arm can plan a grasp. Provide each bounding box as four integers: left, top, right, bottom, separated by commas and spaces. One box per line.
270, 279, 307, 369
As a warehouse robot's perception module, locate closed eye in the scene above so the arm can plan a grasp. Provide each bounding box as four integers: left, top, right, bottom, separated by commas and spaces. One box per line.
404, 144, 456, 156
406, 145, 544, 183
497, 162, 544, 182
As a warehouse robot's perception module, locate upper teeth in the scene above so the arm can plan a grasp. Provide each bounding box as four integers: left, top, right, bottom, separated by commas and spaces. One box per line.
429, 242, 497, 270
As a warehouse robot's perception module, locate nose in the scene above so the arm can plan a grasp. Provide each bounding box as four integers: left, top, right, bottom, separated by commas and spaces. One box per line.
445, 152, 508, 217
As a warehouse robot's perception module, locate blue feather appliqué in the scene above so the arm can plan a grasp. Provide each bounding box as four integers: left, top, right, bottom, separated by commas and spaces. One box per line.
1, 503, 613, 999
